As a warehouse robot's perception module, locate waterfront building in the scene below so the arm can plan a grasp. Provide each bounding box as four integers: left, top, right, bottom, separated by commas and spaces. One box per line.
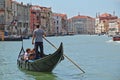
40, 7, 52, 35
0, 0, 5, 31
95, 13, 118, 35
30, 5, 52, 35
52, 13, 68, 35
0, 0, 30, 38
118, 19, 120, 32
0, 0, 13, 36
67, 18, 75, 35
15, 2, 30, 36
108, 19, 120, 36
30, 5, 41, 33
69, 14, 95, 34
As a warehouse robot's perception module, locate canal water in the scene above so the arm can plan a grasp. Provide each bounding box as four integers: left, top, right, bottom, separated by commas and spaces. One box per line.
0, 35, 120, 80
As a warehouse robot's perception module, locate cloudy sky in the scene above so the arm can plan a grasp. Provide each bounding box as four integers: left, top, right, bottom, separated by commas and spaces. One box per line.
16, 0, 120, 18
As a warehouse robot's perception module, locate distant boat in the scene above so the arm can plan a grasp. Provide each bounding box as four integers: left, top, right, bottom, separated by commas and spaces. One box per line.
0, 36, 22, 41
22, 35, 30, 39
113, 35, 120, 41
17, 43, 64, 72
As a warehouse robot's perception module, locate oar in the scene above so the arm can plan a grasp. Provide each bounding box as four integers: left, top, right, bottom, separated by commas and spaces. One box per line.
43, 37, 85, 73
18, 36, 25, 58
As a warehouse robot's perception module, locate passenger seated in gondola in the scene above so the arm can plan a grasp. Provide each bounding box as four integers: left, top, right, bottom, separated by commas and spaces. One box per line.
24, 48, 31, 60
24, 48, 36, 61
29, 48, 36, 60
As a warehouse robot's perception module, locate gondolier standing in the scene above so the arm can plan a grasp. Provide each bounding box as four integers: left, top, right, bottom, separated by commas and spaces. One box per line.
32, 25, 46, 58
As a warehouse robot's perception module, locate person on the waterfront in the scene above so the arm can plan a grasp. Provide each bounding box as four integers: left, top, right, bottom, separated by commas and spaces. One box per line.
24, 48, 31, 60
32, 25, 46, 58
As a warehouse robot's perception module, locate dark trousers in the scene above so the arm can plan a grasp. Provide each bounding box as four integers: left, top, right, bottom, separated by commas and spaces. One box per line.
35, 42, 44, 58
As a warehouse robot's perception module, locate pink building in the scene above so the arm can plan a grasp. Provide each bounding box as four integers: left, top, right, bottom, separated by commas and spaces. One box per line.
30, 5, 52, 35
30, 5, 41, 33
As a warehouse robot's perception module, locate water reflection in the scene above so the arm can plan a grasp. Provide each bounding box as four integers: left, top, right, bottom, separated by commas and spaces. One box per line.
22, 70, 58, 80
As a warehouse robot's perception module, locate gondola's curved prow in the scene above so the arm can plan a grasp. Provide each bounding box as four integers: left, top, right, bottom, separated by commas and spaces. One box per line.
17, 42, 64, 72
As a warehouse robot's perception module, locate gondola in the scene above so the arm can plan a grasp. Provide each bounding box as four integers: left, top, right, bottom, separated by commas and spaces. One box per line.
17, 43, 64, 72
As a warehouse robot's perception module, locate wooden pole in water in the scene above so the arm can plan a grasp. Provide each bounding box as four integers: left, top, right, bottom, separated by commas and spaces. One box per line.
0, 30, 4, 41
43, 37, 85, 73
2, 31, 4, 41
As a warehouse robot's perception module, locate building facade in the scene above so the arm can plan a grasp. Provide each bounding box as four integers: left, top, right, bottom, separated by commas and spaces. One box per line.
69, 15, 95, 34
0, 0, 5, 31
30, 5, 52, 35
0, 0, 30, 37
67, 18, 74, 35
108, 19, 120, 36
95, 13, 118, 35
52, 13, 68, 35
0, 0, 13, 36
16, 2, 30, 36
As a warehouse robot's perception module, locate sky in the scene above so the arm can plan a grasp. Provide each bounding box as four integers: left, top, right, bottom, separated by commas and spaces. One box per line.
16, 0, 120, 18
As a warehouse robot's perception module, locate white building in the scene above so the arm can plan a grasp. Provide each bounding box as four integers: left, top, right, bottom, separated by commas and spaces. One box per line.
52, 13, 67, 35
69, 15, 95, 34
108, 20, 119, 36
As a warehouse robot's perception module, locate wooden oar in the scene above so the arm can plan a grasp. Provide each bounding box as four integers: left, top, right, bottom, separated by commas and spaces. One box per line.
43, 37, 85, 73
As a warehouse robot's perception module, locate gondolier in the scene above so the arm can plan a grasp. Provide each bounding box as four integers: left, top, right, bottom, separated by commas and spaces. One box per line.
32, 25, 46, 58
